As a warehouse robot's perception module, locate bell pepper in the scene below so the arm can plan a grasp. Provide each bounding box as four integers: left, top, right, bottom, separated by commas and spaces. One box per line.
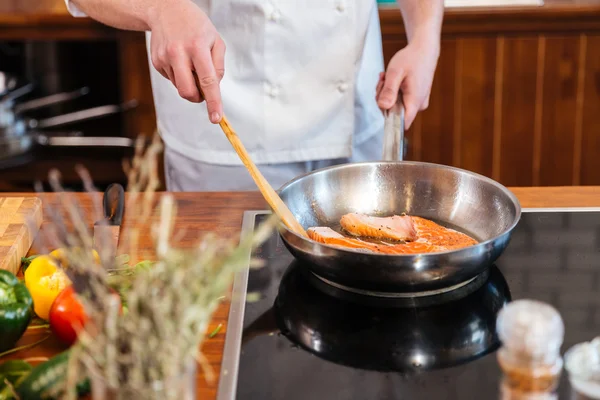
0, 270, 33, 353
49, 248, 100, 267
24, 256, 71, 321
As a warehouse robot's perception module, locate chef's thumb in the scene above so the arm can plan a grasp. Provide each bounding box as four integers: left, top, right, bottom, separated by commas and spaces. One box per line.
377, 68, 405, 110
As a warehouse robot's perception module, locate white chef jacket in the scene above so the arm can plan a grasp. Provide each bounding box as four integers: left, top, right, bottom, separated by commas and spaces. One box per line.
65, 0, 385, 166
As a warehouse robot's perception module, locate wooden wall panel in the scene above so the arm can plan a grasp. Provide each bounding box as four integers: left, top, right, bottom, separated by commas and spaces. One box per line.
454, 38, 497, 177
538, 35, 581, 186
418, 39, 457, 166
498, 37, 540, 186
580, 34, 600, 185
379, 8, 600, 187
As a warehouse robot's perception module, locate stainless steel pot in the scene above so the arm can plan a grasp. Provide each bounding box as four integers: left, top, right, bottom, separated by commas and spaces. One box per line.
277, 101, 522, 294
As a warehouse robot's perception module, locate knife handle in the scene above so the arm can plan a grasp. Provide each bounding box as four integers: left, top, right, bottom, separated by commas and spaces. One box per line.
103, 183, 125, 225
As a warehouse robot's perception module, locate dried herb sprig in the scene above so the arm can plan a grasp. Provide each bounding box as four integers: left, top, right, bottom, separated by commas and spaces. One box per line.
31, 130, 277, 399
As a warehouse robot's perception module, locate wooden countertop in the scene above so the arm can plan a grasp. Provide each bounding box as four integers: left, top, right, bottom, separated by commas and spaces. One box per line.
2, 0, 600, 40
2, 187, 600, 398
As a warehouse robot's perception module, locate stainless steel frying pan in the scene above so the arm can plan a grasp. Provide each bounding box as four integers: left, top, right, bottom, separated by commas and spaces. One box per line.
277, 101, 521, 295
0, 99, 139, 169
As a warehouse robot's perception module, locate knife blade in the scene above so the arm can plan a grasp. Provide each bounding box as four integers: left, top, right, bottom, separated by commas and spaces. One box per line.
93, 183, 125, 266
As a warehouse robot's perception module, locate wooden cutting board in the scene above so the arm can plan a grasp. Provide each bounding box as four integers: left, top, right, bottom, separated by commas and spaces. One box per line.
0, 197, 43, 275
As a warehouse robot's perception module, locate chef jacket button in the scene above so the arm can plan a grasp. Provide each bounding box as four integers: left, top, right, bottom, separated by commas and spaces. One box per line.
265, 83, 279, 98
336, 3, 345, 12
337, 82, 349, 93
267, 9, 281, 22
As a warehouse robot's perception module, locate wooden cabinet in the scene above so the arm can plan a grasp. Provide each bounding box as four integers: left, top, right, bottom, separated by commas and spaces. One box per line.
380, 3, 600, 187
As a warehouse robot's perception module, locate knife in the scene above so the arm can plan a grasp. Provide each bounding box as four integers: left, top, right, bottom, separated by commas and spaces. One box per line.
93, 183, 125, 265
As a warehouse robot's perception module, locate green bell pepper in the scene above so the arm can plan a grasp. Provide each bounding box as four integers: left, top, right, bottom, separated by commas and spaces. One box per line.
0, 270, 33, 353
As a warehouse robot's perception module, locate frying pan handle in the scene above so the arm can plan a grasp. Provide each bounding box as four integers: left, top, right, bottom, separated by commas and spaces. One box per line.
34, 99, 138, 129
1, 83, 34, 104
14, 87, 90, 114
382, 95, 405, 162
36, 135, 135, 148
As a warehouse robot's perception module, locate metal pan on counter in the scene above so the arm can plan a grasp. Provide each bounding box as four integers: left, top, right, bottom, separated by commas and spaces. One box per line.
0, 86, 91, 131
276, 99, 521, 295
0, 99, 139, 169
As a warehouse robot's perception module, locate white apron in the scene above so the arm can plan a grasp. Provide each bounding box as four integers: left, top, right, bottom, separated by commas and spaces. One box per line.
65, 0, 385, 167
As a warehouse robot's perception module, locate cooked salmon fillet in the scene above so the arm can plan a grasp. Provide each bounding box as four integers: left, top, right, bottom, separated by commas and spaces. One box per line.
411, 216, 478, 250
308, 227, 448, 255
307, 214, 478, 255
340, 213, 417, 242
308, 227, 406, 254
307, 227, 378, 252
385, 241, 446, 254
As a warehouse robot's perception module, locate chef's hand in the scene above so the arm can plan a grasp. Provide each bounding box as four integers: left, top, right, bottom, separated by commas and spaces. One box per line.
148, 0, 225, 123
376, 40, 439, 130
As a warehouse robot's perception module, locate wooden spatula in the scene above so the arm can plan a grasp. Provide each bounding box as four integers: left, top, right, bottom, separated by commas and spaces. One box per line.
193, 74, 307, 237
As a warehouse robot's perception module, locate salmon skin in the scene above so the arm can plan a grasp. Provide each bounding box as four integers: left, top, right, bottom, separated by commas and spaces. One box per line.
308, 213, 478, 255
340, 213, 417, 242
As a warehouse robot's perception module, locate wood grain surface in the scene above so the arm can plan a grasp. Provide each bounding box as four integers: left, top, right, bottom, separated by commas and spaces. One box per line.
0, 187, 598, 398
0, 197, 42, 275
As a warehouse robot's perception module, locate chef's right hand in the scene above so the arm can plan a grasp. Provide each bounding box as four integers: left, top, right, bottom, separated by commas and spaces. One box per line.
148, 0, 225, 123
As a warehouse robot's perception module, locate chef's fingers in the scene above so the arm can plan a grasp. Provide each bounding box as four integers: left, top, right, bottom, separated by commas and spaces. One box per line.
169, 47, 202, 103
212, 37, 226, 82
422, 94, 430, 110
192, 50, 223, 124
166, 66, 176, 86
375, 72, 385, 100
377, 67, 405, 110
150, 42, 171, 82
155, 67, 169, 81
401, 90, 419, 130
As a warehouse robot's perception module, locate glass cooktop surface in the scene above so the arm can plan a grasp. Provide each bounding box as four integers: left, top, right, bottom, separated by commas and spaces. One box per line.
231, 211, 600, 400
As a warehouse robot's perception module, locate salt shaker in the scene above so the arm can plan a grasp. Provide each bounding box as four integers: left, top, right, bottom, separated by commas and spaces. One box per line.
496, 299, 565, 400
564, 336, 600, 399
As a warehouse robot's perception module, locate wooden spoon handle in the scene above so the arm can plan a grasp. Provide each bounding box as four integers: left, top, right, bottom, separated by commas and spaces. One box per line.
218, 117, 307, 236
193, 74, 307, 237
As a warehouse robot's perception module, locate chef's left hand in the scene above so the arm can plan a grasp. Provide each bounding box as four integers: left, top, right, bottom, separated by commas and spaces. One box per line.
376, 39, 440, 130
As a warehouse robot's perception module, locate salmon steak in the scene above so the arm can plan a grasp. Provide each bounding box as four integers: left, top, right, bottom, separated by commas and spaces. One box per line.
340, 213, 417, 242
411, 216, 478, 250
307, 227, 379, 253
308, 227, 446, 255
308, 213, 478, 255
371, 241, 446, 255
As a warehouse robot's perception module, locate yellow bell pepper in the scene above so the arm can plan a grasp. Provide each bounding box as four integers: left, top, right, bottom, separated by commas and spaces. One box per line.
24, 256, 72, 320
50, 248, 100, 267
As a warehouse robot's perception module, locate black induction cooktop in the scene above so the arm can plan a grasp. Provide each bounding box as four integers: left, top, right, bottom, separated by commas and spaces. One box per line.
217, 210, 600, 400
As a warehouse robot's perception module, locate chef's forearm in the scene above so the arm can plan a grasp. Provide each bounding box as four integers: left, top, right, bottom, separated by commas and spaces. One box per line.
396, 0, 444, 49
69, 0, 176, 31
